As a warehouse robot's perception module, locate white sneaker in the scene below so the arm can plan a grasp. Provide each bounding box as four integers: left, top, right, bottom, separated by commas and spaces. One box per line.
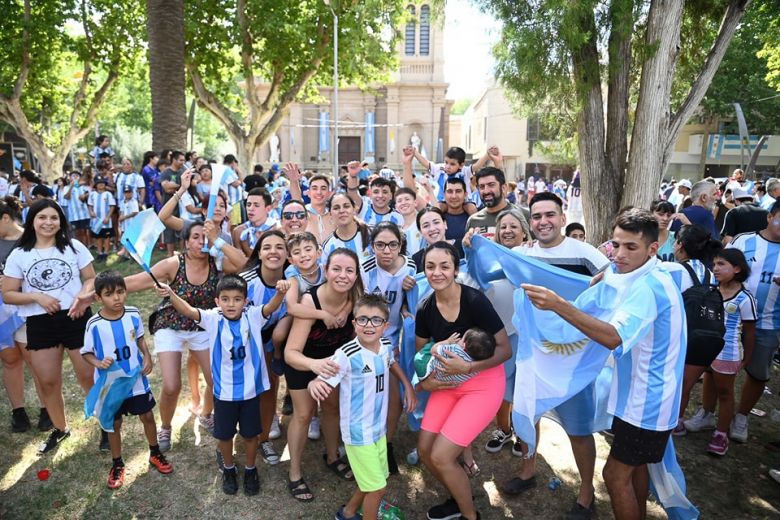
269, 415, 281, 440
308, 416, 321, 440
683, 408, 716, 432
260, 440, 280, 465
729, 413, 748, 443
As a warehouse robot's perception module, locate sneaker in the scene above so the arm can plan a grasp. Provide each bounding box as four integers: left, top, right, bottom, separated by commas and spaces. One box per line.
335, 505, 362, 520
215, 448, 226, 473
11, 408, 31, 433
100, 430, 110, 451
198, 414, 215, 436
107, 464, 125, 489
427, 497, 461, 520
282, 394, 293, 416
672, 419, 687, 437
730, 414, 748, 443
770, 469, 780, 484
260, 440, 280, 465
244, 467, 260, 495
222, 466, 238, 495
38, 428, 70, 455
157, 426, 172, 452
308, 416, 321, 440
269, 415, 281, 440
150, 452, 174, 474
564, 497, 596, 520
37, 408, 53, 432
485, 428, 513, 453
683, 408, 716, 432
511, 438, 525, 457
387, 442, 399, 475
707, 431, 729, 456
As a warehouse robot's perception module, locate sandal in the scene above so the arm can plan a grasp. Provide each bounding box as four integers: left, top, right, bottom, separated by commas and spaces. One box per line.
323, 453, 354, 481
288, 478, 314, 502
460, 459, 481, 478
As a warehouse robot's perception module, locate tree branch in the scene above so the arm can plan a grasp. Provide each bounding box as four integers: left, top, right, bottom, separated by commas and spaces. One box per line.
666, 0, 751, 155
237, 0, 260, 114
188, 63, 245, 140
12, 0, 32, 99
67, 63, 93, 133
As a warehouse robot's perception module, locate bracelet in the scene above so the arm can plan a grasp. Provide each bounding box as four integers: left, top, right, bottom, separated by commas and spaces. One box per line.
213, 237, 226, 251
173, 192, 181, 201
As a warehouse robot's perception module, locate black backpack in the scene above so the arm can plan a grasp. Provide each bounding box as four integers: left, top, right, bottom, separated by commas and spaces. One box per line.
681, 262, 725, 353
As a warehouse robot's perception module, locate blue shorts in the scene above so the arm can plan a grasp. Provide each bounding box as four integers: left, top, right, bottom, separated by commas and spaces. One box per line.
213, 395, 261, 440
746, 329, 780, 382
115, 392, 156, 419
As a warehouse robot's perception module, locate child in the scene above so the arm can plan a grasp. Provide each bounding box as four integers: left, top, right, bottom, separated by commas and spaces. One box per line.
308, 294, 416, 520
685, 249, 756, 456
88, 176, 115, 262
157, 274, 287, 496
117, 186, 139, 261
80, 271, 173, 489
345, 162, 404, 228
418, 328, 496, 384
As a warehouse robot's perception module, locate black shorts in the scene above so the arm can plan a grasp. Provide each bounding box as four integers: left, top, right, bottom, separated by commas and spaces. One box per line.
284, 366, 318, 391
26, 309, 93, 350
115, 392, 156, 419
90, 228, 115, 239
610, 417, 671, 466
684, 341, 724, 367
213, 395, 261, 440
71, 219, 90, 230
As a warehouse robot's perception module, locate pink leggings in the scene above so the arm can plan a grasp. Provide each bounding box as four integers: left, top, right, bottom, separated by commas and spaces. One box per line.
421, 364, 505, 447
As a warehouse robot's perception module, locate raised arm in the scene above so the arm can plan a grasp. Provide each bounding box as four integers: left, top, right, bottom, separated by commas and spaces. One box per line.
412, 148, 431, 171
401, 145, 416, 193
155, 283, 200, 321
284, 163, 303, 201
345, 161, 363, 210
158, 169, 195, 232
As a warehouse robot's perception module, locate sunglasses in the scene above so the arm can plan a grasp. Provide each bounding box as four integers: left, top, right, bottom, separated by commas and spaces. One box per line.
282, 211, 307, 220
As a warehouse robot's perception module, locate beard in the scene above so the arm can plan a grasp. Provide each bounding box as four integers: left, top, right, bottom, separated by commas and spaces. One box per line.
482, 192, 502, 208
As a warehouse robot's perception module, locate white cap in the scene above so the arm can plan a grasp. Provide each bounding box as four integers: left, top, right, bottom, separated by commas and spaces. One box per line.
732, 187, 752, 200
678, 179, 692, 189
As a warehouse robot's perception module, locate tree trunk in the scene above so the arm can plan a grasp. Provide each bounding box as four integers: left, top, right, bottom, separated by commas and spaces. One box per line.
146, 0, 187, 153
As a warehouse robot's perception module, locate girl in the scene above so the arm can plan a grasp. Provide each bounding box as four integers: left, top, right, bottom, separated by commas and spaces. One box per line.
64, 171, 91, 247
3, 199, 95, 454
651, 199, 678, 262
360, 222, 417, 474
284, 248, 364, 501
321, 192, 371, 262
412, 207, 462, 272
688, 249, 756, 456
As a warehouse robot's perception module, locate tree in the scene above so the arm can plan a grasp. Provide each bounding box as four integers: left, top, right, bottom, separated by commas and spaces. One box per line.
0, 0, 143, 178
480, 0, 751, 244
184, 0, 406, 172
757, 0, 780, 92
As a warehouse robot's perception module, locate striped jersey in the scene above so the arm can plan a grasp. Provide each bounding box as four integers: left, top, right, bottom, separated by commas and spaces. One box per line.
361, 255, 416, 343
663, 259, 711, 292
118, 199, 139, 232
115, 172, 145, 203
80, 306, 151, 398
358, 197, 404, 228
321, 228, 373, 263
402, 222, 425, 257
728, 232, 780, 330
239, 267, 288, 331
88, 190, 116, 230
66, 185, 91, 222
717, 287, 757, 362
322, 337, 394, 446
197, 307, 270, 401
607, 259, 686, 432
432, 164, 473, 202
426, 344, 476, 384
221, 166, 244, 206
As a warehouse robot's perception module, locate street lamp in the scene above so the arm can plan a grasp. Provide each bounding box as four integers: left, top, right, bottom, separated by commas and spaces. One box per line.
324, 0, 339, 178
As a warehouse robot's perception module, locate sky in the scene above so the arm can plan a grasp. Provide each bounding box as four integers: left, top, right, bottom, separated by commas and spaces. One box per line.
443, 0, 502, 102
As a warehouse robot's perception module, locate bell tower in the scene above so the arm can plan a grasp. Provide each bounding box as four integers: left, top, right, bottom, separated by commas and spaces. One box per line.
398, 4, 444, 83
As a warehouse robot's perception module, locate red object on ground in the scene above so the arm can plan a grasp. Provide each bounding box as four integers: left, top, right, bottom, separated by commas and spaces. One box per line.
37, 468, 51, 481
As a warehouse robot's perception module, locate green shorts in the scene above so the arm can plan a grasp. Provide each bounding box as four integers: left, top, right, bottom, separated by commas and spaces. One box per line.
344, 436, 389, 492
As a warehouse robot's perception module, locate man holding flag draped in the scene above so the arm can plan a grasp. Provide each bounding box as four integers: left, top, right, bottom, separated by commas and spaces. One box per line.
521, 209, 687, 520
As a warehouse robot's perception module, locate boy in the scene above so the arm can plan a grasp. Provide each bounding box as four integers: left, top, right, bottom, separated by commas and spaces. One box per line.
88, 176, 116, 262
308, 294, 417, 520
157, 275, 287, 496
231, 188, 277, 256
81, 271, 173, 490
345, 161, 403, 228
394, 187, 425, 257
117, 185, 139, 261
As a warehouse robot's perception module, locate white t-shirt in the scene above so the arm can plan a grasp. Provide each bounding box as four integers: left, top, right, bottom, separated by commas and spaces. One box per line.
4, 240, 93, 317
515, 236, 609, 277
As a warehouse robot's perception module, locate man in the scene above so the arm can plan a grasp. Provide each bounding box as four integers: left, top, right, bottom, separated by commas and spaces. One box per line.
670, 179, 718, 237
668, 178, 691, 208
727, 201, 780, 444
160, 151, 186, 256
346, 161, 402, 228
523, 208, 684, 520
231, 188, 277, 256
721, 187, 768, 244
288, 164, 334, 243
244, 164, 266, 192
761, 178, 780, 210
502, 192, 608, 518
442, 177, 471, 248
184, 150, 198, 170
466, 167, 529, 239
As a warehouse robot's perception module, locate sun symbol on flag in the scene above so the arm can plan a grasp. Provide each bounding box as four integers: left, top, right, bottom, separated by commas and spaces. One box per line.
540, 339, 589, 356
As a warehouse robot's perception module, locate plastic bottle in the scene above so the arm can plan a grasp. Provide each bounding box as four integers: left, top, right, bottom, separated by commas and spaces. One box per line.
378, 500, 405, 520
406, 448, 419, 465
548, 476, 562, 490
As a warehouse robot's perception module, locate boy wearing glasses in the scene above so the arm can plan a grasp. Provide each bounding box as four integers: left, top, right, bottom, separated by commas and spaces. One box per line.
309, 294, 417, 520
232, 188, 277, 255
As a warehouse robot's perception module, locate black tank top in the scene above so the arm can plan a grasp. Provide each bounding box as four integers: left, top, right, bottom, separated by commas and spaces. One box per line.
302, 285, 355, 359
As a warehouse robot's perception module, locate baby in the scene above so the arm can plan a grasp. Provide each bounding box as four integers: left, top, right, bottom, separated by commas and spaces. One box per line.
415, 328, 496, 385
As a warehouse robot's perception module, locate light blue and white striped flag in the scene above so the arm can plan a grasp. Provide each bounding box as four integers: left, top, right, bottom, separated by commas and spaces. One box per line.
120, 208, 165, 275
203, 163, 227, 252
0, 301, 24, 348
84, 364, 141, 432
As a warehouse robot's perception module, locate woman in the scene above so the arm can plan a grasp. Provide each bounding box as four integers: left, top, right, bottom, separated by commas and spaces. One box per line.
321, 193, 371, 262
3, 199, 95, 454
0, 196, 49, 432
279, 199, 309, 236
124, 221, 218, 450
415, 242, 511, 520
284, 248, 364, 501
651, 199, 679, 262
412, 207, 463, 272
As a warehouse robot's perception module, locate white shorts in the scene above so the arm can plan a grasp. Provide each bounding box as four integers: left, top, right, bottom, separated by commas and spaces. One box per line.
153, 329, 209, 354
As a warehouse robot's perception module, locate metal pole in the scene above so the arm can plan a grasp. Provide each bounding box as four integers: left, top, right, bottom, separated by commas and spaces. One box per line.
333, 12, 339, 178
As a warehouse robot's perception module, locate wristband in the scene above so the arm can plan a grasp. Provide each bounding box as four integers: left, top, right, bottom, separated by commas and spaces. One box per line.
213, 237, 226, 251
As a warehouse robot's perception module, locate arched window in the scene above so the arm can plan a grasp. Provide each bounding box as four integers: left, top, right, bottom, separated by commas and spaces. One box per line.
419, 5, 430, 56
405, 5, 416, 56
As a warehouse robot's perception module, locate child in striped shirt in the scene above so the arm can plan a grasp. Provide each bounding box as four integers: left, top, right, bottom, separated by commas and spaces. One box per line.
417, 328, 496, 385
88, 177, 115, 262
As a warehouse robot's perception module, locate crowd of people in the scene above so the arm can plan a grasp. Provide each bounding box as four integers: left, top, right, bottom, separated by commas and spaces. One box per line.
1, 135, 779, 519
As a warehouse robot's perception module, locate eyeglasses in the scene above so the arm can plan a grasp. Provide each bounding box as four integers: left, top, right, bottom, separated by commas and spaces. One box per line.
354, 316, 387, 327
373, 241, 400, 251
282, 211, 307, 220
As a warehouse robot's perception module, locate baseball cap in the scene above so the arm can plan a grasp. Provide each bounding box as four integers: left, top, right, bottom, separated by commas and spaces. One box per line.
94, 176, 107, 185
678, 179, 692, 189
732, 187, 752, 200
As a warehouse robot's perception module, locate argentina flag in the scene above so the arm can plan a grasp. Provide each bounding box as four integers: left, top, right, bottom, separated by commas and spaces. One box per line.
121, 208, 165, 275
84, 364, 141, 432
202, 163, 227, 251
0, 301, 24, 347
401, 270, 432, 431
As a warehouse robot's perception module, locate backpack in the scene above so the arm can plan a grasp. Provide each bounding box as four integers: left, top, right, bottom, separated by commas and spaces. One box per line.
681, 262, 725, 354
